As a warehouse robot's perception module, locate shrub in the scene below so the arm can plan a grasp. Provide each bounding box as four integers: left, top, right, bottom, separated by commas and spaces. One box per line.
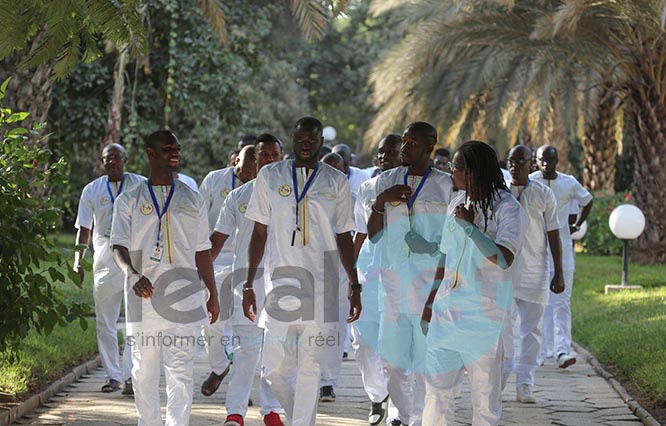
579, 190, 634, 256
0, 79, 89, 354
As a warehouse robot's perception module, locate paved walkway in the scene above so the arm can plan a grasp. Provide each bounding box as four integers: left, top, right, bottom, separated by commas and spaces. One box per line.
14, 326, 645, 426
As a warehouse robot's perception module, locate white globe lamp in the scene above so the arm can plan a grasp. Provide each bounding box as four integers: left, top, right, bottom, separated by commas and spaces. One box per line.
607, 204, 645, 291
323, 126, 337, 142
570, 221, 588, 240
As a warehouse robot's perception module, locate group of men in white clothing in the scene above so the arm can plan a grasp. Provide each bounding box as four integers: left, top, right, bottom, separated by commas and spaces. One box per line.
75, 116, 593, 426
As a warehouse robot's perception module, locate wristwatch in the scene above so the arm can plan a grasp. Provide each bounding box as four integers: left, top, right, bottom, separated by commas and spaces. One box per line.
571, 223, 580, 232
350, 283, 363, 292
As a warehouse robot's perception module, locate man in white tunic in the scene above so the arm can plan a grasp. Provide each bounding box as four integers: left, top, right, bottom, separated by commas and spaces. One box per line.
352, 133, 402, 425
74, 143, 145, 394
111, 130, 220, 426
421, 141, 528, 426
211, 134, 284, 426
198, 145, 256, 395
531, 145, 593, 369
333, 143, 370, 198
242, 117, 362, 426
504, 145, 564, 403
367, 122, 454, 426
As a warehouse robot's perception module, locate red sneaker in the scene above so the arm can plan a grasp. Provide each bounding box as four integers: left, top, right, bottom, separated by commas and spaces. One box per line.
224, 414, 244, 426
263, 412, 284, 426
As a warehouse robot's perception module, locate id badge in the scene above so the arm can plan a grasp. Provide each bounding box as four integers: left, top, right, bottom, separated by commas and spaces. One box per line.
290, 227, 304, 247
150, 244, 163, 262
103, 223, 112, 238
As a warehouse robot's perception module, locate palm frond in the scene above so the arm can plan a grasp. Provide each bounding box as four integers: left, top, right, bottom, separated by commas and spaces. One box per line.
197, 0, 227, 44
290, 0, 330, 41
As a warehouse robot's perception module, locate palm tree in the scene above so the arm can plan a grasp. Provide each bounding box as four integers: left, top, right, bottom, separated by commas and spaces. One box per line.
531, 0, 666, 262
368, 1, 661, 255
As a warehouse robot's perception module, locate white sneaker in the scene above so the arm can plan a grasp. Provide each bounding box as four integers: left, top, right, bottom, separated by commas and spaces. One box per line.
516, 384, 537, 403
557, 353, 576, 369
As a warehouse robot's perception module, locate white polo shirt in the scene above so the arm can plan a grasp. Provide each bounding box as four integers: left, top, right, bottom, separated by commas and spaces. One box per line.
200, 167, 240, 270
510, 180, 559, 304
374, 166, 454, 315
429, 190, 527, 357
529, 171, 593, 270
75, 173, 146, 284
110, 180, 211, 334
245, 160, 355, 328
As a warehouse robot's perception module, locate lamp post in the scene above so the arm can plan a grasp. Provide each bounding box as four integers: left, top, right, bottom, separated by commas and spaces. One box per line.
605, 204, 646, 294
323, 126, 337, 142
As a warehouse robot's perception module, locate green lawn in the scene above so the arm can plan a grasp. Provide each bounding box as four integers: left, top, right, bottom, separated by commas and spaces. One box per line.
0, 233, 97, 398
0, 321, 97, 397
573, 254, 666, 404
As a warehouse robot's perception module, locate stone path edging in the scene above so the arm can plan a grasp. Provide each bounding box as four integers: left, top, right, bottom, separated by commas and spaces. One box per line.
573, 342, 662, 426
0, 356, 101, 426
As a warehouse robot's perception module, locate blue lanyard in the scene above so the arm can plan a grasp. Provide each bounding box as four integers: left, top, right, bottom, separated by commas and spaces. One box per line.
231, 172, 237, 190
347, 169, 351, 180
403, 166, 431, 212
147, 179, 176, 246
516, 179, 531, 202
292, 161, 319, 228
106, 173, 126, 204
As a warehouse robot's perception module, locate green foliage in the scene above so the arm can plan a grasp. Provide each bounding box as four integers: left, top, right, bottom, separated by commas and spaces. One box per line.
0, 0, 147, 79
573, 255, 666, 404
299, 1, 404, 158
48, 0, 313, 205
0, 79, 89, 354
0, 319, 97, 398
579, 191, 633, 256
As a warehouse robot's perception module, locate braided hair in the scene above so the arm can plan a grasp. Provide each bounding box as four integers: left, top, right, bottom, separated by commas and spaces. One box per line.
457, 140, 509, 232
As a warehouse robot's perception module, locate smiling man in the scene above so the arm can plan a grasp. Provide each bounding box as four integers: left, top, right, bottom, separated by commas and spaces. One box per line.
111, 130, 220, 426
241, 117, 361, 426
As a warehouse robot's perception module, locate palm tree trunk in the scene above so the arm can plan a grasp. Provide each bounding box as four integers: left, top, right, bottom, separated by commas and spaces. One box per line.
95, 49, 129, 175
543, 99, 573, 174
582, 86, 618, 193
4, 25, 52, 148
628, 77, 666, 264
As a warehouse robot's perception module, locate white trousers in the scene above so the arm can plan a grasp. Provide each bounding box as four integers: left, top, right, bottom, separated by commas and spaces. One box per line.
502, 299, 546, 388
262, 323, 337, 426
130, 326, 198, 426
350, 321, 389, 403
379, 314, 426, 426
320, 321, 346, 387
225, 324, 281, 417
541, 269, 574, 359
202, 269, 233, 375
94, 281, 132, 382
423, 343, 504, 426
